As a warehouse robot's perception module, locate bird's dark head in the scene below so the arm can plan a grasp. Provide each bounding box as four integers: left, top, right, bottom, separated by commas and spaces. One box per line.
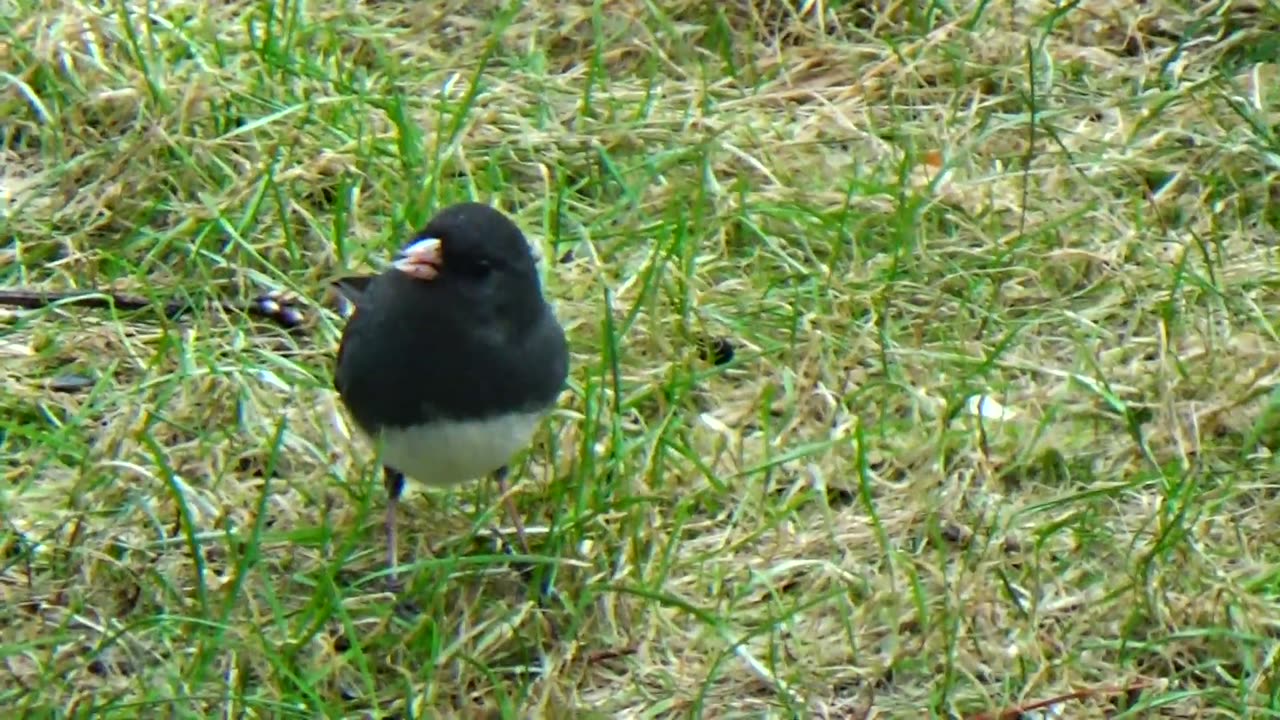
394, 203, 540, 290
390, 203, 547, 330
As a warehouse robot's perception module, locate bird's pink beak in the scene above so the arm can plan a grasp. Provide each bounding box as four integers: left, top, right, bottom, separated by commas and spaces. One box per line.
393, 237, 442, 281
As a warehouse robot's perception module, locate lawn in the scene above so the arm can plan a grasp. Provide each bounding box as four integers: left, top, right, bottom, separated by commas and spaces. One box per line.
3, 1, 1280, 717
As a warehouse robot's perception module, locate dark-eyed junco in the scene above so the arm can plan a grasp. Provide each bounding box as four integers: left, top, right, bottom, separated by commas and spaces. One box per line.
332, 202, 569, 588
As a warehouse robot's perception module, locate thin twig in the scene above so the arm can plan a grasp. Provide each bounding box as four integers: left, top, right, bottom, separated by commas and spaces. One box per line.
0, 287, 307, 331
580, 644, 638, 665
965, 678, 1155, 720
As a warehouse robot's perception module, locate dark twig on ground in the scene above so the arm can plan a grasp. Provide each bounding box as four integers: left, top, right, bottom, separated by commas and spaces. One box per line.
965, 678, 1155, 720
0, 287, 308, 331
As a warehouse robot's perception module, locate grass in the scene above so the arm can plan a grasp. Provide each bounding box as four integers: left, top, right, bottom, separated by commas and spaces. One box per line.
3, 0, 1280, 717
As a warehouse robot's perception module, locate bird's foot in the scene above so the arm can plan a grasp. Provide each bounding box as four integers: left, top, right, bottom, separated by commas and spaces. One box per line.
382, 574, 423, 617
383, 573, 404, 594
492, 533, 557, 606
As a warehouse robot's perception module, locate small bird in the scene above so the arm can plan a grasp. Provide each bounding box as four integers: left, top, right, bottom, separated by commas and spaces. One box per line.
332, 202, 569, 589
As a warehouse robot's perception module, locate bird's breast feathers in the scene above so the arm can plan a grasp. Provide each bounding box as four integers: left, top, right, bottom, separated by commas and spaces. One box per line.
375, 411, 545, 487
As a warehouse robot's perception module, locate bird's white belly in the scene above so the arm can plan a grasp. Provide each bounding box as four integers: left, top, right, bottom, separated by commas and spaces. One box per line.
375, 412, 544, 488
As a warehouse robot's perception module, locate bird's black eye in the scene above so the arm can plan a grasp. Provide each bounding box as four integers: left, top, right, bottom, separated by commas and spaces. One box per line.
464, 257, 494, 280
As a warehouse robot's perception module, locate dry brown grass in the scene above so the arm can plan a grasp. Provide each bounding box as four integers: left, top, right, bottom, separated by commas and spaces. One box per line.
3, 0, 1280, 717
